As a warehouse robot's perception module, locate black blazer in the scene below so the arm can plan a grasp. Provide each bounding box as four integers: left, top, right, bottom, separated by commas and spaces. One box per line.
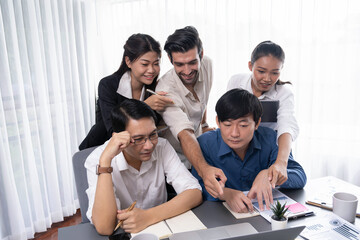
79, 72, 160, 150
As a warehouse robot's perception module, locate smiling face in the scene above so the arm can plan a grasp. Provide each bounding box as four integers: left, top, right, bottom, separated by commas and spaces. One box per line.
248, 55, 283, 97
216, 114, 260, 159
126, 51, 160, 86
171, 47, 202, 87
123, 117, 158, 167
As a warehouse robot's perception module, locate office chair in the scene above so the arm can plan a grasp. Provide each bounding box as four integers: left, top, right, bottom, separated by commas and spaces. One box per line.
260, 100, 279, 123
259, 100, 279, 131
73, 146, 97, 223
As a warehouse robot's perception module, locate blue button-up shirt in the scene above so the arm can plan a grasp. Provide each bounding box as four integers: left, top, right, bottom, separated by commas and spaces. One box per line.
192, 127, 307, 201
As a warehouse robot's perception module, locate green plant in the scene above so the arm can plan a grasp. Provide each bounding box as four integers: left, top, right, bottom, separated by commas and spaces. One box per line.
270, 200, 289, 221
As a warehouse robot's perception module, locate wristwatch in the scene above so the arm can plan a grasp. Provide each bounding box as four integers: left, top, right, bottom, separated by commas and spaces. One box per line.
96, 164, 113, 175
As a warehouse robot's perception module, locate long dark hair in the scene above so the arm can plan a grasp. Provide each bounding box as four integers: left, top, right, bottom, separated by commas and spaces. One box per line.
115, 34, 162, 96
251, 41, 290, 85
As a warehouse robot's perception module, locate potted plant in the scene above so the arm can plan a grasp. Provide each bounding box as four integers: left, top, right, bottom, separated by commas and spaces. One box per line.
270, 200, 289, 230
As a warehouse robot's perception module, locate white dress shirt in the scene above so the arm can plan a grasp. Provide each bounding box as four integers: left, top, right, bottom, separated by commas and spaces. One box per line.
227, 73, 299, 141
85, 137, 201, 223
117, 71, 145, 100
155, 56, 213, 167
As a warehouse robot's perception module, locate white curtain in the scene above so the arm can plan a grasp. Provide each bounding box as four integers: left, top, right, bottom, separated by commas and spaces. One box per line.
1, 0, 360, 239
0, 0, 96, 239
94, 0, 360, 185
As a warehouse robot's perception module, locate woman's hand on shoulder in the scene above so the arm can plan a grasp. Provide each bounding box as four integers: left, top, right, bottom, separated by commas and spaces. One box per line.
202, 126, 216, 133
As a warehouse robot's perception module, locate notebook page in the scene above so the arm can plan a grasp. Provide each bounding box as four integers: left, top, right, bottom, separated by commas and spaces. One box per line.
165, 210, 207, 234
131, 221, 172, 239
223, 202, 260, 219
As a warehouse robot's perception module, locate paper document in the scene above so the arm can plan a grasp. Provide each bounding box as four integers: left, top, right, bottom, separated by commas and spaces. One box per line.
131, 210, 207, 239
298, 212, 360, 240
223, 202, 260, 219
252, 189, 313, 222
305, 176, 360, 218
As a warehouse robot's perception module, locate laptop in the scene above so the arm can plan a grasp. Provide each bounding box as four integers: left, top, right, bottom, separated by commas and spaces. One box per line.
169, 222, 305, 240
222, 226, 305, 240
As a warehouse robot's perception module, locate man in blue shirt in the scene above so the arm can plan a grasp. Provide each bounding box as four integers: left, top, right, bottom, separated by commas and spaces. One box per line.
192, 89, 306, 213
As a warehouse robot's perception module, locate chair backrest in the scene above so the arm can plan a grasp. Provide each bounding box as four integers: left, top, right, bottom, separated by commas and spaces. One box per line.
73, 146, 97, 223
260, 100, 279, 123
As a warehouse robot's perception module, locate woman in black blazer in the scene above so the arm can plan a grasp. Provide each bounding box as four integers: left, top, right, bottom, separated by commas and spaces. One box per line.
79, 34, 173, 150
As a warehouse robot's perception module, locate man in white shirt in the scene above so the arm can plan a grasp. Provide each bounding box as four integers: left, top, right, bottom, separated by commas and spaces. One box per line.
85, 99, 202, 235
156, 26, 227, 199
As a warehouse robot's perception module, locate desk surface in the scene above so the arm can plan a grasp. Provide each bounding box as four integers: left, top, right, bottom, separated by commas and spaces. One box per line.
58, 176, 360, 239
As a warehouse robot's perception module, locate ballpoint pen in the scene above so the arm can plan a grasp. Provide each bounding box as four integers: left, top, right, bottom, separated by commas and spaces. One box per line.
306, 200, 360, 218
146, 89, 174, 105
146, 89, 159, 95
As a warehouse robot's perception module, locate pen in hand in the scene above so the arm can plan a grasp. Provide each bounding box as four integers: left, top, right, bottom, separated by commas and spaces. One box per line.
146, 89, 160, 96
146, 89, 175, 105
146, 89, 170, 97
113, 201, 137, 232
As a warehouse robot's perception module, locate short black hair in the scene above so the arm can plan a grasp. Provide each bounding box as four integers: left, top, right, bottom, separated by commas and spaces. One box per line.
111, 99, 157, 132
164, 26, 203, 63
216, 89, 262, 125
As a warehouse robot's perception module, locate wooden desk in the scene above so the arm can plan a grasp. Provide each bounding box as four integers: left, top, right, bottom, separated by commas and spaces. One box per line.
58, 176, 360, 239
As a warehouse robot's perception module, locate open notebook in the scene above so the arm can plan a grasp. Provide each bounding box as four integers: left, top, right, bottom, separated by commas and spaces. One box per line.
131, 210, 207, 239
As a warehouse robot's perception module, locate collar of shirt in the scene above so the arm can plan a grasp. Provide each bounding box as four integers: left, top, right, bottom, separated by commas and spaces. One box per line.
246, 75, 279, 100
115, 151, 157, 175
117, 71, 145, 100
216, 128, 262, 161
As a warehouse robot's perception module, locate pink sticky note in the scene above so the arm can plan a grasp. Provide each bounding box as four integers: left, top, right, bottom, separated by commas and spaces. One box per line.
286, 203, 308, 213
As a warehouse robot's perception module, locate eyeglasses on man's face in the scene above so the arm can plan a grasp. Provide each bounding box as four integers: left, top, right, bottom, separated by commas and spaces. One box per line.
131, 130, 159, 145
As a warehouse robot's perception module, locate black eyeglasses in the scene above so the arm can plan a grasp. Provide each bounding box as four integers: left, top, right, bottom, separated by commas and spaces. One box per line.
131, 131, 159, 145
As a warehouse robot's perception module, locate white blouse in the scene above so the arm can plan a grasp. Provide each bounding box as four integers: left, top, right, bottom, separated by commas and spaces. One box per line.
117, 71, 145, 101
227, 73, 299, 141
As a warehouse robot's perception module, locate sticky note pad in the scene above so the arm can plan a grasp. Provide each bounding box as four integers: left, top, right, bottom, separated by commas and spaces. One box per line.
286, 202, 308, 213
